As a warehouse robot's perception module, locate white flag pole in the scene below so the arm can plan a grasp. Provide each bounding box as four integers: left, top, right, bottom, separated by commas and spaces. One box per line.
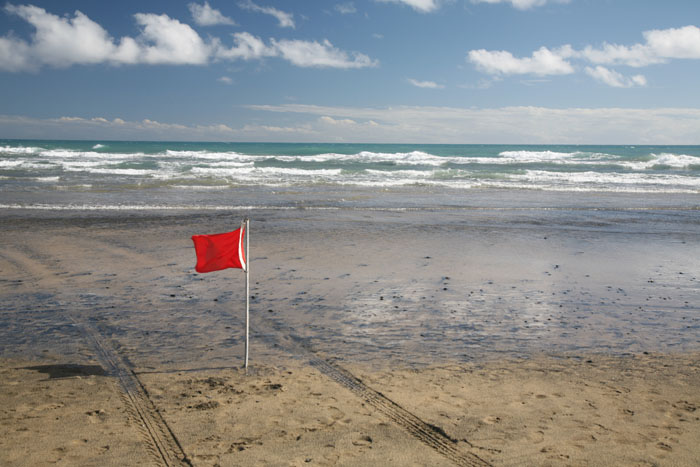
244, 217, 250, 370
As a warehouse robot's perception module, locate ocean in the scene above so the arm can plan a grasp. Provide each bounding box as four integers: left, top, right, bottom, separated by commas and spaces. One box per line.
1, 140, 699, 211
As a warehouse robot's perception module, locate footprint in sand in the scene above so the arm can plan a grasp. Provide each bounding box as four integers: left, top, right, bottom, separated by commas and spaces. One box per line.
227, 437, 263, 453
190, 400, 220, 410
318, 406, 345, 427
85, 409, 107, 422
526, 430, 545, 444
673, 400, 697, 413
352, 435, 373, 447
656, 441, 673, 451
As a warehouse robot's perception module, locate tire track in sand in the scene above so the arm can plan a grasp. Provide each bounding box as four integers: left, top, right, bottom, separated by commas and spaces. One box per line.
1, 246, 191, 467
67, 311, 192, 467
257, 319, 492, 467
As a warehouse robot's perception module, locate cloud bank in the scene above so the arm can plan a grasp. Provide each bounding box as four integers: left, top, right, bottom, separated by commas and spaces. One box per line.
4, 105, 700, 144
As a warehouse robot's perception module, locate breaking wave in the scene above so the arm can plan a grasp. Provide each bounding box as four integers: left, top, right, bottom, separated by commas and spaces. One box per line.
1, 142, 698, 194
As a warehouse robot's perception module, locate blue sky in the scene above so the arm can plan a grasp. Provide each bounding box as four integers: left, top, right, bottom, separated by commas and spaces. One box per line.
1, 0, 700, 143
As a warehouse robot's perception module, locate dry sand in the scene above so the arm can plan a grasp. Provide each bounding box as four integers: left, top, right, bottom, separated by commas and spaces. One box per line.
1, 207, 699, 466
2, 354, 698, 466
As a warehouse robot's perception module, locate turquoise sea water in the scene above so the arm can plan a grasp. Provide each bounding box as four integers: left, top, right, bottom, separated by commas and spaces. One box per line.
1, 140, 699, 210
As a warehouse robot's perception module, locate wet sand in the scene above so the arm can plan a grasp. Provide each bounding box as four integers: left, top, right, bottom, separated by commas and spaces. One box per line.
1, 202, 699, 465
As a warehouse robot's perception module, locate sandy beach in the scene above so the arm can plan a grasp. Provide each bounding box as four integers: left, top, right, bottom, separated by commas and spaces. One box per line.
1, 199, 699, 466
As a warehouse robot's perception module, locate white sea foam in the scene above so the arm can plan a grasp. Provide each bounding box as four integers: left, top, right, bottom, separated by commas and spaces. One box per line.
0, 160, 58, 169
516, 170, 700, 187
55, 184, 93, 190
82, 168, 162, 176
37, 149, 146, 160
165, 152, 260, 164
619, 153, 700, 170
203, 161, 255, 168
0, 146, 43, 154
170, 185, 230, 190
498, 150, 580, 161
478, 181, 698, 194
0, 203, 315, 211
61, 161, 110, 170
273, 151, 449, 166
92, 144, 106, 149
190, 166, 342, 177
365, 169, 433, 178
0, 160, 26, 168
652, 153, 700, 167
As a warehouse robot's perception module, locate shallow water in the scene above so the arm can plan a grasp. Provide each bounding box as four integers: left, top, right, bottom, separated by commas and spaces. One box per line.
1, 192, 698, 370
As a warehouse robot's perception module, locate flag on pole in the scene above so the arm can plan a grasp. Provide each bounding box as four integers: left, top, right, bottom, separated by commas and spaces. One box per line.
192, 219, 251, 370
191, 227, 247, 273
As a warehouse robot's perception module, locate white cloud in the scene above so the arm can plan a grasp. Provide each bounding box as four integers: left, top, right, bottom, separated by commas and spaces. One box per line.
376, 0, 441, 13
133, 13, 211, 65
468, 46, 574, 76
2, 4, 139, 69
1, 4, 377, 71
188, 2, 235, 26
240, 123, 314, 134
584, 66, 646, 88
217, 76, 233, 84
319, 116, 357, 125
335, 3, 357, 14
214, 32, 276, 60
0, 5, 209, 69
238, 0, 295, 28
469, 25, 700, 87
470, 0, 570, 10
57, 116, 85, 122
272, 38, 378, 68
408, 78, 444, 88
215, 34, 378, 68
579, 43, 658, 67
0, 35, 33, 72
581, 25, 700, 67
645, 25, 700, 59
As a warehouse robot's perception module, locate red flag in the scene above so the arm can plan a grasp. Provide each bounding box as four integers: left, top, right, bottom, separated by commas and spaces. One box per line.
192, 227, 246, 273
